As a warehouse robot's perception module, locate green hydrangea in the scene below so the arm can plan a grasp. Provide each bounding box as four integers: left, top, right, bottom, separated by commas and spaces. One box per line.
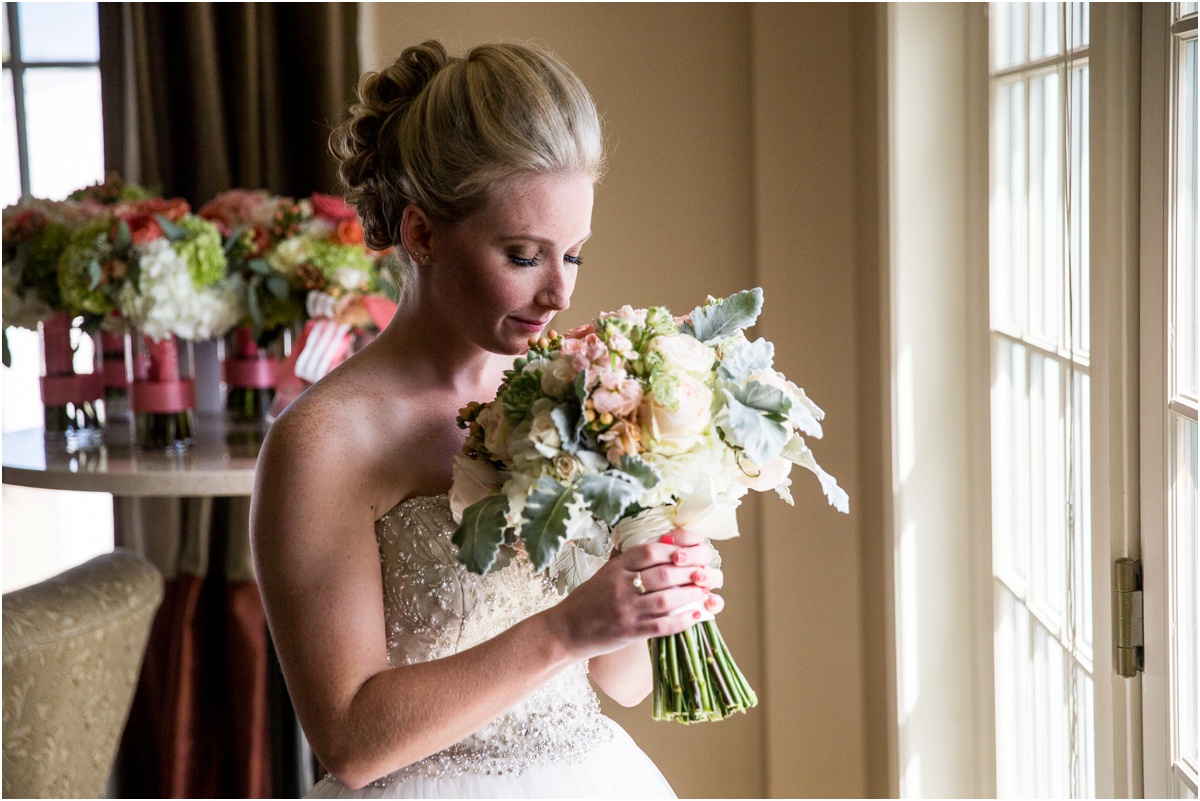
57, 221, 115, 316
306, 239, 374, 279
174, 216, 227, 288
21, 219, 72, 309
643, 306, 680, 340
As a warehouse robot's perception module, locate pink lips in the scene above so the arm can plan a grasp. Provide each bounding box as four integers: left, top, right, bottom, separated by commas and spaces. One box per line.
510, 317, 551, 334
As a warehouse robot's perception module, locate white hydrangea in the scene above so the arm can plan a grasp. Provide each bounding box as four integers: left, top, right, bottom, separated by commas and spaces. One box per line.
119, 239, 241, 342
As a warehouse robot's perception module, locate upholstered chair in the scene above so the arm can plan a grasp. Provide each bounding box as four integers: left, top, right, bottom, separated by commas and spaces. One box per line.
3, 549, 163, 798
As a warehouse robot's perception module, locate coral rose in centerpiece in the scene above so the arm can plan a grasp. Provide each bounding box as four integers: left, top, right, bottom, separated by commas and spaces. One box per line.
450, 289, 849, 724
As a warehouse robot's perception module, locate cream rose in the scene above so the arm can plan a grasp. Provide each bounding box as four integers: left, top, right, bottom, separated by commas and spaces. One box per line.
540, 354, 578, 398
640, 374, 713, 455
654, 334, 716, 376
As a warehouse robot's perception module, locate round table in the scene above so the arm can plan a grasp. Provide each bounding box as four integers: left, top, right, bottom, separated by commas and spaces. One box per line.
2, 417, 311, 798
2, 416, 259, 497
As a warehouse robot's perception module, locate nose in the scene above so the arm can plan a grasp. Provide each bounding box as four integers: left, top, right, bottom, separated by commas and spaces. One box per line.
537, 263, 572, 313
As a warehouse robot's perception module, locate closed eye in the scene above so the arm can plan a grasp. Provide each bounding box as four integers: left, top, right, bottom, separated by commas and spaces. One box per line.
565, 254, 583, 266
508, 254, 539, 267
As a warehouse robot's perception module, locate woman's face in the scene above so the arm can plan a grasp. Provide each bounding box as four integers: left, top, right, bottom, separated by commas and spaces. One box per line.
425, 172, 594, 356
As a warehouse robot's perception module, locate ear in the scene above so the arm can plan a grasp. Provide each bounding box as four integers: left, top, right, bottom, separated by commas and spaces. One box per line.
399, 204, 435, 263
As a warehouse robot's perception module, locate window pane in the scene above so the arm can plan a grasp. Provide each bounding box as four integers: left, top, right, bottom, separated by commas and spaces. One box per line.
991, 2, 1027, 71
1178, 4, 1199, 21
1070, 1, 1089, 50
995, 584, 1035, 797
1070, 63, 1090, 358
17, 3, 98, 63
1030, 352, 1066, 633
2, 67, 17, 205
1075, 666, 1096, 798
1032, 619, 1068, 797
3, 2, 10, 64
993, 338, 1032, 591
1176, 36, 1197, 400
1030, 70, 1063, 347
23, 67, 103, 201
1176, 417, 1198, 768
1031, 2, 1063, 61
992, 79, 1027, 331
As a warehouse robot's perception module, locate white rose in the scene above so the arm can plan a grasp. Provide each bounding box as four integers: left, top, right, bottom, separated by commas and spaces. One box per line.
540, 355, 578, 398
449, 453, 507, 523
527, 397, 562, 459
640, 374, 713, 455
267, 236, 310, 276
334, 267, 369, 291
654, 334, 716, 376
477, 402, 513, 463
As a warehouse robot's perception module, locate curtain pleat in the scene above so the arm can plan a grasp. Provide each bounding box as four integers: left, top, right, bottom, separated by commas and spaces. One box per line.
98, 2, 359, 206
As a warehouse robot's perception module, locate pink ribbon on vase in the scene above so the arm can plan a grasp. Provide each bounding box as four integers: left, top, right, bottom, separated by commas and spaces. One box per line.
223, 327, 279, 390
130, 335, 195, 414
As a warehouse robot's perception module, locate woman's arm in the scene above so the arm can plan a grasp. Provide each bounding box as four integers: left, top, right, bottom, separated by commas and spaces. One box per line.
251, 405, 709, 791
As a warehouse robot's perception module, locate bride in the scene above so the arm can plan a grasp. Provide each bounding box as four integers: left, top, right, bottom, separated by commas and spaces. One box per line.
250, 41, 725, 798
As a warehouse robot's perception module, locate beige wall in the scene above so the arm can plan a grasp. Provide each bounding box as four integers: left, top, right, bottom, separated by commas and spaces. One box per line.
366, 4, 888, 797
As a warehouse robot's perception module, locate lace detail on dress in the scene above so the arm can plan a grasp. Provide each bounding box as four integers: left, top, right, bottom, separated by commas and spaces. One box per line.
361, 495, 612, 786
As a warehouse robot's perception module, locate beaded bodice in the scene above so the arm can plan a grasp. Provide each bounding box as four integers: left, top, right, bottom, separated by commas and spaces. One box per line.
365, 494, 611, 785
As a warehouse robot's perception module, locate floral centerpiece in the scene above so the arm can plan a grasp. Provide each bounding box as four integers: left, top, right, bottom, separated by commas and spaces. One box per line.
449, 288, 849, 723
2, 197, 110, 442
105, 200, 241, 449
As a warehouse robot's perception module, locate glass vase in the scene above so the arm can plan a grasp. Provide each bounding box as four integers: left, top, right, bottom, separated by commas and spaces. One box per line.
223, 326, 281, 425
100, 326, 132, 422
39, 313, 104, 450
130, 334, 195, 452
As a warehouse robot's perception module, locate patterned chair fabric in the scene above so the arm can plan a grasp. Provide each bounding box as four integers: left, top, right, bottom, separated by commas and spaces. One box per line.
3, 549, 164, 798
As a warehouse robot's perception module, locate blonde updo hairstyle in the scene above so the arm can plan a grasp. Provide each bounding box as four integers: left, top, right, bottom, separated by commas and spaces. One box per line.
331, 40, 605, 261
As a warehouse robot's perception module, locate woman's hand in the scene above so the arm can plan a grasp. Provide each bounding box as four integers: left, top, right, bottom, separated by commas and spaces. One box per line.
547, 528, 725, 662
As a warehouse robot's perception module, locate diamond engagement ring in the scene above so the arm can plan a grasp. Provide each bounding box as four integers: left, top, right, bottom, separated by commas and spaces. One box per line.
632, 571, 647, 594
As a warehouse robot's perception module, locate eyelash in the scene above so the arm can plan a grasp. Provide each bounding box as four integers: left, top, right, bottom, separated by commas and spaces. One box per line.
508, 254, 583, 267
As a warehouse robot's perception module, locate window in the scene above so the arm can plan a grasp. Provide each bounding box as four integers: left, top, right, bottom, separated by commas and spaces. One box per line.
988, 3, 1094, 796
2, 1, 104, 205
1144, 3, 1199, 797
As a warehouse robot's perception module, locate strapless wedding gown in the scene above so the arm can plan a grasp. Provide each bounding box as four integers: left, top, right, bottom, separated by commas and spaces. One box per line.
306, 495, 675, 799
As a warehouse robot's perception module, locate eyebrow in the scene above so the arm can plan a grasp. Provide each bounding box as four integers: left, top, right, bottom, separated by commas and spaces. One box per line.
501, 232, 593, 248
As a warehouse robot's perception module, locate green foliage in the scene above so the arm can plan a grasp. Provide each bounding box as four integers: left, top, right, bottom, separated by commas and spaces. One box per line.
580, 471, 642, 524
681, 288, 763, 343
719, 392, 790, 466
502, 371, 543, 425
57, 222, 116, 316
451, 494, 511, 574
519, 478, 578, 571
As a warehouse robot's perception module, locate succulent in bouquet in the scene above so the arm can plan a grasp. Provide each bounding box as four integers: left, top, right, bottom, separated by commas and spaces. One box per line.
449, 289, 849, 724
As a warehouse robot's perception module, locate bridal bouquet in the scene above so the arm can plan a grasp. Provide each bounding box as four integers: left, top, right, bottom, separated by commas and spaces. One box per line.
449, 288, 848, 723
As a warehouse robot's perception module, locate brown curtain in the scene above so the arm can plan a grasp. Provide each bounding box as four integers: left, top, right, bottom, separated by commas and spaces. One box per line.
98, 2, 359, 207
97, 6, 357, 796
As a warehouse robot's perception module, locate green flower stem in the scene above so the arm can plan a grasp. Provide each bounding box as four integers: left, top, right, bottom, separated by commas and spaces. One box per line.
226, 386, 274, 422
649, 619, 757, 724
135, 410, 194, 452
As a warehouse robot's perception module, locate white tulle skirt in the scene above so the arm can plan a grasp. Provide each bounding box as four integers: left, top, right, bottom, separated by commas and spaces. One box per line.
306, 718, 674, 799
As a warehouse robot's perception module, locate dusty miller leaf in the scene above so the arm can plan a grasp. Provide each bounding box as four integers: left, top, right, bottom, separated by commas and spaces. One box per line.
452, 494, 511, 574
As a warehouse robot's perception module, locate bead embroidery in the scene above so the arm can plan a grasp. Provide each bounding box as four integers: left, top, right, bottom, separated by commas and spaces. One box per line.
355, 494, 612, 786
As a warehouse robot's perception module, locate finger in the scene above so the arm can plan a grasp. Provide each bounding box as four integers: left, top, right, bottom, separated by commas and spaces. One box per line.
667, 543, 711, 568
638, 564, 702, 592
704, 592, 725, 615
620, 542, 681, 571
634, 586, 708, 618
635, 607, 708, 638
689, 567, 723, 590
660, 527, 705, 547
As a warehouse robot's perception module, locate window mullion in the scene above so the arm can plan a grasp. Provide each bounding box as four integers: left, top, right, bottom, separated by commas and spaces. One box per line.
7, 3, 30, 198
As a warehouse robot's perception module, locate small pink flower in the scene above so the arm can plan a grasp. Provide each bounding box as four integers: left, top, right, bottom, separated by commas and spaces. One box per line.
591, 368, 643, 417
566, 324, 595, 340
561, 333, 608, 372
310, 192, 357, 222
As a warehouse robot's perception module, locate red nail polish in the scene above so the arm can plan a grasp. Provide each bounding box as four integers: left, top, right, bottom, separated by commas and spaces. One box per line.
692, 610, 702, 620
660, 534, 675, 545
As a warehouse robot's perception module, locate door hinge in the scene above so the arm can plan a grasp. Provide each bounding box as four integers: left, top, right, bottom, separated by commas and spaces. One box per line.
1115, 558, 1143, 677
